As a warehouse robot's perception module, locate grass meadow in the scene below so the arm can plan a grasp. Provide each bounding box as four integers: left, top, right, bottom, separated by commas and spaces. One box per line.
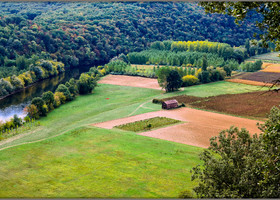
0, 81, 269, 197
115, 117, 182, 132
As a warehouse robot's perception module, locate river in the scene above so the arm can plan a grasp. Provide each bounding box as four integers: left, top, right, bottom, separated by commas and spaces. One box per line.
0, 67, 89, 122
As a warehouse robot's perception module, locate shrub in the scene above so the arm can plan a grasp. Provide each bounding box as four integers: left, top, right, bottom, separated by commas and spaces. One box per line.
26, 104, 39, 119
182, 75, 199, 86
31, 97, 48, 116
54, 92, 66, 105
56, 84, 72, 101
42, 91, 55, 110
152, 99, 163, 104
77, 73, 97, 95
13, 114, 22, 127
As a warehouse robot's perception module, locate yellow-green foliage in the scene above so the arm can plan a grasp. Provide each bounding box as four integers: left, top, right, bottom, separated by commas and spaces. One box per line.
195, 68, 202, 77
182, 75, 199, 86
171, 40, 232, 55
54, 92, 66, 106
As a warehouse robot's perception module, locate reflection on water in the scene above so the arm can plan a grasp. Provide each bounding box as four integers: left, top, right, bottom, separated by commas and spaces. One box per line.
0, 67, 87, 122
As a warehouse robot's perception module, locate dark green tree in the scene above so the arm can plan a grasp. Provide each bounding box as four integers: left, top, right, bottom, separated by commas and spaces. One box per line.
31, 97, 48, 116
77, 73, 97, 95
199, 2, 280, 50
166, 70, 183, 92
190, 106, 280, 198
42, 91, 55, 110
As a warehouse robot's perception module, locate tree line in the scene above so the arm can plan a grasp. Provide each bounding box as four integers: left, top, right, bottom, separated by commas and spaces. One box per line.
0, 59, 65, 98
0, 66, 102, 136
0, 2, 263, 75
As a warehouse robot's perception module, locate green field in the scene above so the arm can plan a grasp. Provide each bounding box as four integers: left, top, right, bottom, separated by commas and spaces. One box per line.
163, 81, 268, 98
115, 117, 182, 132
0, 81, 270, 197
247, 51, 280, 63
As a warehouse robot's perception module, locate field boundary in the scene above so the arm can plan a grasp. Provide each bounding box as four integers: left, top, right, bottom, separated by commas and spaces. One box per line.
226, 79, 273, 87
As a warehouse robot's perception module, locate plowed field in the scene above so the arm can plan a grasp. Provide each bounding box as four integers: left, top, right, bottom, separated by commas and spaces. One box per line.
92, 107, 261, 148
231, 71, 280, 85
261, 63, 280, 73
99, 74, 162, 90
162, 91, 280, 119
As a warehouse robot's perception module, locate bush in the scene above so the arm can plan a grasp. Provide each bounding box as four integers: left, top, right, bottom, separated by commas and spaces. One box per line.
31, 97, 48, 116
152, 99, 163, 104
26, 104, 40, 119
13, 114, 22, 127
42, 91, 55, 110
182, 75, 199, 86
54, 92, 66, 106
77, 73, 97, 95
55, 84, 72, 101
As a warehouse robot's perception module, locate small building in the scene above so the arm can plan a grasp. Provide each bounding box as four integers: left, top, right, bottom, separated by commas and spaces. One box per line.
162, 99, 179, 109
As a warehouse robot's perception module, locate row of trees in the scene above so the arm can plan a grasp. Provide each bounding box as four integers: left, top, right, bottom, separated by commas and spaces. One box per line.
239, 60, 263, 72
0, 59, 65, 98
151, 40, 275, 62
26, 69, 98, 119
0, 67, 99, 136
127, 49, 239, 69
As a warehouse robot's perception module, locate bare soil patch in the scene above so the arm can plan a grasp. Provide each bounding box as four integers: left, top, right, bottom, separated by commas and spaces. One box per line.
92, 108, 261, 148
99, 75, 162, 90
226, 79, 273, 86
261, 63, 280, 73
233, 71, 280, 84
162, 91, 280, 119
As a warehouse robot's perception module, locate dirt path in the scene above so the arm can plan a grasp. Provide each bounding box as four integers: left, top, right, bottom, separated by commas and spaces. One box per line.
99, 75, 162, 90
92, 107, 262, 148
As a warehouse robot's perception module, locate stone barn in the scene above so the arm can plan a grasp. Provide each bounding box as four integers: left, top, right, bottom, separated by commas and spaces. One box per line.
162, 99, 179, 110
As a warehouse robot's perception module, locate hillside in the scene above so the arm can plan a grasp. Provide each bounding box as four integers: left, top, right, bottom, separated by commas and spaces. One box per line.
0, 2, 262, 74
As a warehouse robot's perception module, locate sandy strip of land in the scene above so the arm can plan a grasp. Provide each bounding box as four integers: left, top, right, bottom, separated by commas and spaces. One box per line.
226, 79, 273, 87
92, 107, 261, 148
98, 75, 162, 90
261, 63, 280, 73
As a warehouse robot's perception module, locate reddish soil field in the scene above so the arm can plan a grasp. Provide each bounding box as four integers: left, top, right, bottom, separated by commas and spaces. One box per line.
226, 79, 273, 87
261, 63, 280, 73
98, 75, 162, 90
234, 71, 280, 84
162, 91, 280, 119
92, 107, 261, 148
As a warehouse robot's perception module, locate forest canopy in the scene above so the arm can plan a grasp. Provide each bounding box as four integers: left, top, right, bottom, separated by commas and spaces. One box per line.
0, 2, 263, 71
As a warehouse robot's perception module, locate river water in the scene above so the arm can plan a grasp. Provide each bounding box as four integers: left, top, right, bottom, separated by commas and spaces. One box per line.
0, 67, 87, 122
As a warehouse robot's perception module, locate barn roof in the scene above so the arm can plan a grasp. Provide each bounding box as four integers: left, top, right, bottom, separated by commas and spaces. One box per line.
163, 99, 178, 105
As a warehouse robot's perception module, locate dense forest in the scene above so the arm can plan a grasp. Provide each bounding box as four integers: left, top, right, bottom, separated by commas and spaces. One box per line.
0, 2, 263, 74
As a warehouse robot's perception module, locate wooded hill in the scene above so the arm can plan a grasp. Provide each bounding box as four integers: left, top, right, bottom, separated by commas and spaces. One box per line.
0, 2, 262, 76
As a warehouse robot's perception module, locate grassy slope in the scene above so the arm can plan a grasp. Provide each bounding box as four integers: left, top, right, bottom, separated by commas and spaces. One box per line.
0, 81, 268, 197
246, 51, 280, 63
162, 81, 268, 98
0, 127, 201, 198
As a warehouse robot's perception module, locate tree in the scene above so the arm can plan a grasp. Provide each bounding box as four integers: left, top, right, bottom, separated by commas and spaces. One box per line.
42, 91, 55, 110
189, 106, 280, 198
55, 84, 72, 101
166, 70, 183, 92
199, 2, 280, 50
202, 56, 207, 71
77, 73, 97, 95
157, 67, 171, 91
31, 97, 48, 116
